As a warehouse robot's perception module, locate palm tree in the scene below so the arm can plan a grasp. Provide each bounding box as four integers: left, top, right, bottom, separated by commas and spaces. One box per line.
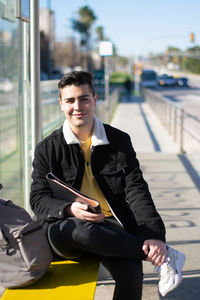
96, 26, 105, 42
71, 6, 97, 69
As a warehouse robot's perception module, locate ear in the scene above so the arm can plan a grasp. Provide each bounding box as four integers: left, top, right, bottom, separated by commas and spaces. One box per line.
58, 97, 63, 111
93, 93, 98, 107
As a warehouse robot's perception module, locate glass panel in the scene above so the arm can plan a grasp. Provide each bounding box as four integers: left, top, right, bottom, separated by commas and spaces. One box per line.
0, 16, 23, 205
40, 80, 65, 138
0, 2, 31, 208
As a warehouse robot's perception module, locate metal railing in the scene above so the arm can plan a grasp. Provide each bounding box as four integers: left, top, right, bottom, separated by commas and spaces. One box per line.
95, 87, 120, 123
42, 99, 65, 138
144, 89, 200, 153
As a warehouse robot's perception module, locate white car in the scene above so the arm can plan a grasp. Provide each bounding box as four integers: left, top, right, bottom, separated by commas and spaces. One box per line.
0, 78, 14, 93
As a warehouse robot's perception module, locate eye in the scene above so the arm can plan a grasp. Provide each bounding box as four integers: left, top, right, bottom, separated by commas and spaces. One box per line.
80, 97, 89, 101
65, 98, 74, 104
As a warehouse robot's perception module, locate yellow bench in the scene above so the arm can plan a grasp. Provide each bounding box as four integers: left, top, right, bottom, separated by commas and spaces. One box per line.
1, 257, 100, 300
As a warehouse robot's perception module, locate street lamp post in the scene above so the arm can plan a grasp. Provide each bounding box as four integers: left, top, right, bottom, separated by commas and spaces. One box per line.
99, 41, 113, 122
134, 57, 141, 95
104, 56, 110, 121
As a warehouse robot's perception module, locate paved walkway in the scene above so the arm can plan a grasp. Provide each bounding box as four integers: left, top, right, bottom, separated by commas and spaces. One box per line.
94, 96, 200, 300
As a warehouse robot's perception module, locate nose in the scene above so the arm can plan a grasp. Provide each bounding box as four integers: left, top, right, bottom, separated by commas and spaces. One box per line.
74, 99, 81, 110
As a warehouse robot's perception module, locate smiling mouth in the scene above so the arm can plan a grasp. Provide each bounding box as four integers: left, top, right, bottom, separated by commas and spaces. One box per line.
72, 113, 85, 117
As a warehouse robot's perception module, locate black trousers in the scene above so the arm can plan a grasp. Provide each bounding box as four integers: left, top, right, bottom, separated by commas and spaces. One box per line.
47, 217, 146, 300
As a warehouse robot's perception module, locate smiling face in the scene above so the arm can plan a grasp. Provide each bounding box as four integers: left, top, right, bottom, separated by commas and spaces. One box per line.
59, 84, 97, 140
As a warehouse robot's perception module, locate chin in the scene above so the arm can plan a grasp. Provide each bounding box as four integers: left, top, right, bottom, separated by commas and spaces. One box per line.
73, 121, 86, 127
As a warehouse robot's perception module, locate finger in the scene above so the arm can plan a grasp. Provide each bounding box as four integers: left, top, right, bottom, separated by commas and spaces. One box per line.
148, 252, 157, 263
147, 249, 156, 260
78, 203, 88, 210
142, 244, 149, 255
72, 202, 88, 211
84, 216, 103, 223
82, 211, 104, 220
92, 213, 105, 221
152, 255, 163, 266
148, 249, 161, 263
151, 249, 166, 265
159, 254, 166, 266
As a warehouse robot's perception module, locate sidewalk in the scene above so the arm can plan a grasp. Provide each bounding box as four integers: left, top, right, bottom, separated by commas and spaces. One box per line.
94, 96, 200, 300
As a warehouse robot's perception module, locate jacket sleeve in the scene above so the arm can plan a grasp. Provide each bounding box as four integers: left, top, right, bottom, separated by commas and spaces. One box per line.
124, 135, 166, 242
30, 142, 72, 222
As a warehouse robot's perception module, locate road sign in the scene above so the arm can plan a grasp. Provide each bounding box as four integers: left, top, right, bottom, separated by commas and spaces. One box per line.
99, 41, 113, 57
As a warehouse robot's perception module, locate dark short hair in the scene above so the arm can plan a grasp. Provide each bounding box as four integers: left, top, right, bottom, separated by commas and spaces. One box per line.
58, 71, 95, 98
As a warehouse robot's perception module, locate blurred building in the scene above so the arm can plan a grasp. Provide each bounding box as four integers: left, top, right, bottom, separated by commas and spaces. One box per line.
39, 8, 55, 52
39, 8, 55, 77
0, 30, 11, 46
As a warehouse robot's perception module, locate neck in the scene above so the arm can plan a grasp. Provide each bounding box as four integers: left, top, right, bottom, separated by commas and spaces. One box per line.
71, 125, 93, 142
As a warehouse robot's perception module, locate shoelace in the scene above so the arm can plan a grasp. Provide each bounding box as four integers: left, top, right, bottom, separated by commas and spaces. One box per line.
167, 250, 178, 273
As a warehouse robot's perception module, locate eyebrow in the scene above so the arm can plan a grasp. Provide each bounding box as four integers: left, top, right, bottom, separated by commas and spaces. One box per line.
63, 94, 90, 101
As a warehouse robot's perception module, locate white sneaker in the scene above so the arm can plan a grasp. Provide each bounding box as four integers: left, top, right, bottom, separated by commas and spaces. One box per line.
155, 246, 186, 296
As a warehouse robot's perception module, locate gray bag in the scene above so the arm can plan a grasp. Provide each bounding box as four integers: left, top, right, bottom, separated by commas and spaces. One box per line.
0, 198, 53, 288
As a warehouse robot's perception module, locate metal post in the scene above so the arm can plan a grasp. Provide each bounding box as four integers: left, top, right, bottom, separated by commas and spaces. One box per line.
174, 107, 177, 142
104, 56, 110, 122
134, 59, 141, 95
159, 99, 162, 121
22, 21, 30, 212
180, 107, 185, 153
163, 102, 165, 126
29, 0, 41, 211
163, 102, 166, 127
168, 103, 172, 135
30, 0, 41, 153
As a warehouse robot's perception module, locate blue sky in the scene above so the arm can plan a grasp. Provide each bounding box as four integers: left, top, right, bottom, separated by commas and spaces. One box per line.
40, 0, 200, 57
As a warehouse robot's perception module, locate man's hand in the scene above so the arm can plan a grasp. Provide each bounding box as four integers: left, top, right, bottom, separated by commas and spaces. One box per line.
142, 239, 167, 266
65, 202, 105, 223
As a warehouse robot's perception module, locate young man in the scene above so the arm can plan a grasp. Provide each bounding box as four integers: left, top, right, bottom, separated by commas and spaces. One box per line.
30, 71, 185, 299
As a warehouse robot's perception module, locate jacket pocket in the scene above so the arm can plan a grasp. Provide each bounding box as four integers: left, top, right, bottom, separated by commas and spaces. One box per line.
99, 160, 127, 194
62, 168, 77, 184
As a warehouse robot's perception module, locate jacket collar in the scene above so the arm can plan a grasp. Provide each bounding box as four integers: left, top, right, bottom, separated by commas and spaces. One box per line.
62, 115, 109, 146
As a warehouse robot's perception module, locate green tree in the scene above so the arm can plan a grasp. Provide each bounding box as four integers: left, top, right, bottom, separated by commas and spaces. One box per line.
71, 6, 97, 69
167, 46, 181, 66
96, 26, 105, 42
181, 46, 200, 74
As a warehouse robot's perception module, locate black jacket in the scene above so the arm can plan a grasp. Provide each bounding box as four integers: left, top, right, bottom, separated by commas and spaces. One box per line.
30, 124, 166, 242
